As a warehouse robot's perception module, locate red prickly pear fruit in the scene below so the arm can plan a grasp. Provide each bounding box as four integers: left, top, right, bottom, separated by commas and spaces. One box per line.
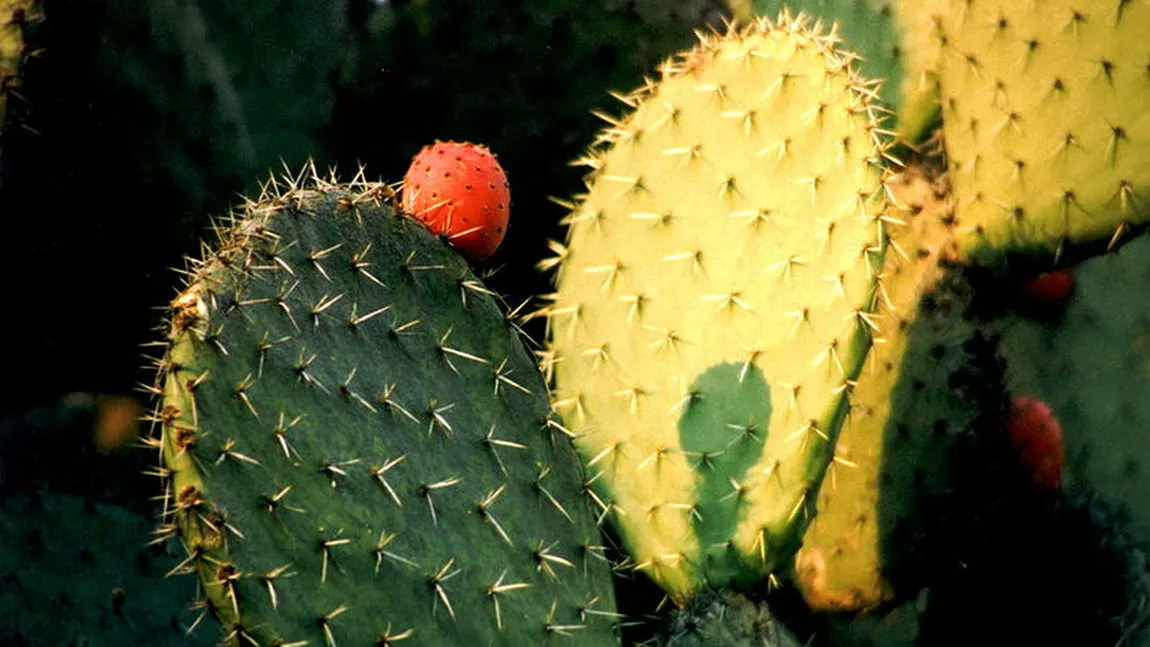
1021, 269, 1075, 308
401, 140, 511, 262
1006, 395, 1065, 489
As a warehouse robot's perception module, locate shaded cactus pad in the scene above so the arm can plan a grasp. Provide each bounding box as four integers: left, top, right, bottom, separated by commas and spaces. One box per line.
150, 166, 619, 646
0, 490, 214, 646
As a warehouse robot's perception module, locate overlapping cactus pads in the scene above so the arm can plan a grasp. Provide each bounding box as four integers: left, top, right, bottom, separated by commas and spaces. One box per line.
745, 0, 906, 113
795, 167, 1009, 611
541, 15, 894, 599
149, 165, 619, 646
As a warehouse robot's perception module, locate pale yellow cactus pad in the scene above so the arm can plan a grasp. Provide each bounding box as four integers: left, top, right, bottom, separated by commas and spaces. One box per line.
936, 0, 1150, 265
541, 14, 893, 600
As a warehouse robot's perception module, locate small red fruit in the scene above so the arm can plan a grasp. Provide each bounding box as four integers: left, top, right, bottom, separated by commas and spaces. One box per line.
401, 141, 510, 262
1021, 269, 1074, 308
1005, 395, 1064, 489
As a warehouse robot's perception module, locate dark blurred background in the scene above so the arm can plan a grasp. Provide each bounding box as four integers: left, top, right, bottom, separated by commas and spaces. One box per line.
0, 0, 729, 417
8, 6, 1150, 647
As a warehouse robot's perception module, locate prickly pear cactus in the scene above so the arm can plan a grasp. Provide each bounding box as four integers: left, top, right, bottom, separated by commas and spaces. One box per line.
0, 489, 214, 646
730, 1, 1150, 267
149, 165, 619, 646
542, 15, 892, 601
933, 0, 1150, 267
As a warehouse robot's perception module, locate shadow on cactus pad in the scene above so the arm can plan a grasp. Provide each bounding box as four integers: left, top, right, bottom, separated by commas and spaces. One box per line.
679, 362, 771, 588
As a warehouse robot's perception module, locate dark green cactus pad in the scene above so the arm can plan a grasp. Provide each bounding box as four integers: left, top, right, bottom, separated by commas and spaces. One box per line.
151, 166, 619, 646
1000, 233, 1150, 545
809, 597, 921, 647
0, 489, 215, 646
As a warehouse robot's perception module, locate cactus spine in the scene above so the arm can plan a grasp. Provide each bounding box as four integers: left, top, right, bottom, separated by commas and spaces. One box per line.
543, 15, 893, 601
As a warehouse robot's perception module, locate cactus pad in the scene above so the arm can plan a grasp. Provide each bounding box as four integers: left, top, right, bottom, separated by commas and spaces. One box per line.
1000, 232, 1150, 545
151, 166, 618, 646
740, 0, 947, 144
891, 0, 947, 144
543, 16, 891, 600
935, 0, 1150, 266
0, 490, 214, 646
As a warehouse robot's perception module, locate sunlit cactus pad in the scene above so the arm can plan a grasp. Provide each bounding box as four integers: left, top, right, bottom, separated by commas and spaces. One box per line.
150, 166, 619, 646
738, 0, 949, 144
543, 15, 891, 600
794, 166, 959, 611
936, 0, 1150, 265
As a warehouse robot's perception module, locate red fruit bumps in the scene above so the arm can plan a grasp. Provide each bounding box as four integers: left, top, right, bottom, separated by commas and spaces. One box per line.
1021, 269, 1075, 308
402, 141, 510, 262
1006, 395, 1065, 489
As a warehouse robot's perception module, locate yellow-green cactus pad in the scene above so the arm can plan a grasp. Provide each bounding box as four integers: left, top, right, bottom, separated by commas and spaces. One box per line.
936, 0, 1150, 267
748, 1, 904, 109
543, 15, 892, 601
